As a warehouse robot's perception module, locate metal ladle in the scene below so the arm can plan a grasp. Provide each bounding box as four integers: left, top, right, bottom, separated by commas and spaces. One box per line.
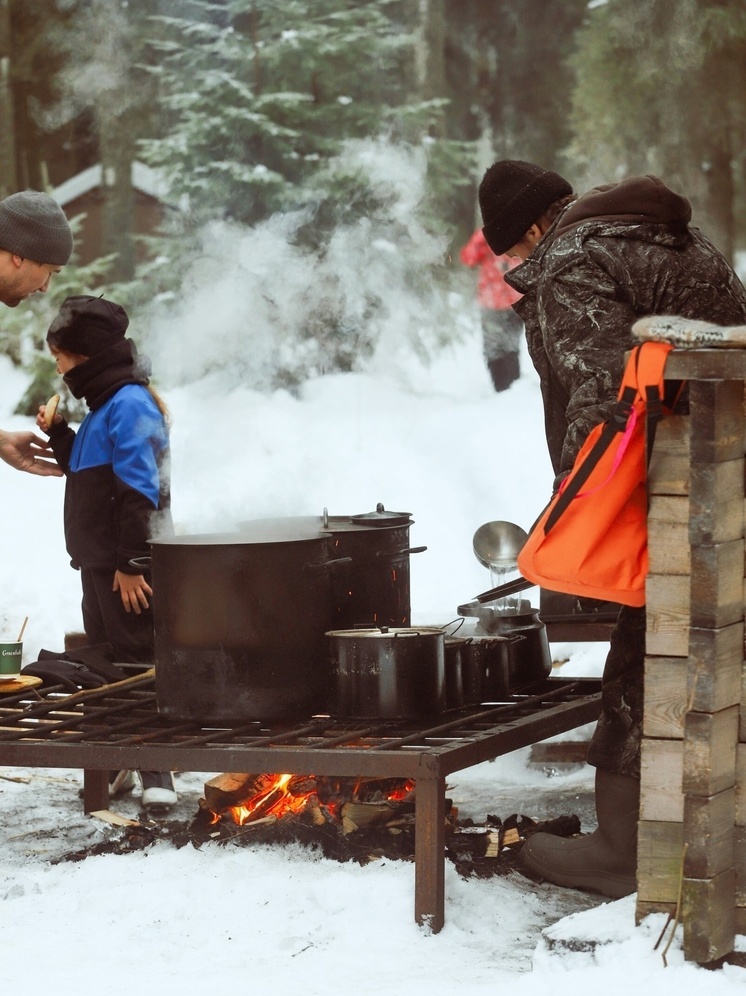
462, 520, 531, 624
472, 520, 529, 570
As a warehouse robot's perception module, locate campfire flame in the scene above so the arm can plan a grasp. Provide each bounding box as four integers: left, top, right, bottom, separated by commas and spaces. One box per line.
225, 773, 315, 825
212, 773, 415, 827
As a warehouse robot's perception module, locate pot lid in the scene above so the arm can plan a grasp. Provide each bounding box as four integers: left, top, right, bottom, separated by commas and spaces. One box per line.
326, 626, 444, 639
349, 502, 412, 527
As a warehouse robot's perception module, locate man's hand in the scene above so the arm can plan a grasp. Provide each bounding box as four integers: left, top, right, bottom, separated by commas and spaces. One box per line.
0, 429, 63, 477
113, 570, 153, 614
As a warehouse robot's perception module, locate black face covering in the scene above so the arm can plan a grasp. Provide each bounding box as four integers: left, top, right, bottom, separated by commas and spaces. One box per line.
63, 339, 151, 410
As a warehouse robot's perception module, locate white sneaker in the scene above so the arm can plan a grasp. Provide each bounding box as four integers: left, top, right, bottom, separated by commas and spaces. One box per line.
109, 770, 136, 798
78, 770, 136, 800
139, 771, 177, 813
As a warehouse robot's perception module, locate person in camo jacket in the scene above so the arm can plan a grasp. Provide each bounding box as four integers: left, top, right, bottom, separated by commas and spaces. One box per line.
477, 159, 746, 899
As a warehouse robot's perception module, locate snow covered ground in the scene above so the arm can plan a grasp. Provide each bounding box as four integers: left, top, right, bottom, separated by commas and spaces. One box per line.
0, 309, 744, 992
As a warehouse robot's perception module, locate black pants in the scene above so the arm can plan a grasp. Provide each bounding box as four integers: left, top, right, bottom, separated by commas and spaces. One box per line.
481, 309, 522, 392
586, 605, 646, 779
81, 567, 154, 664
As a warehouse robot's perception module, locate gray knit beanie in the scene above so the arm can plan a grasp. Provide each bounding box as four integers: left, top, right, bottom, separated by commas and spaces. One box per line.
0, 191, 73, 265
479, 160, 573, 256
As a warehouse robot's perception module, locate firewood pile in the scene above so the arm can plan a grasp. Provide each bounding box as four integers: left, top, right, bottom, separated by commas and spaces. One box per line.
53, 771, 582, 878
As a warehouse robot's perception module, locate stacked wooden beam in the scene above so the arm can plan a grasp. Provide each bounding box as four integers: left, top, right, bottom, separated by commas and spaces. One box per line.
638, 351, 746, 964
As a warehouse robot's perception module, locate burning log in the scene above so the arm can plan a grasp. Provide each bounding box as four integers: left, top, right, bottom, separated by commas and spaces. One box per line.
200, 772, 320, 821
201, 772, 417, 828
200, 773, 259, 813
340, 801, 399, 835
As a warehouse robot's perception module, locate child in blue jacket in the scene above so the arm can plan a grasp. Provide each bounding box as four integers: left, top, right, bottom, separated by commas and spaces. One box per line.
39, 294, 176, 812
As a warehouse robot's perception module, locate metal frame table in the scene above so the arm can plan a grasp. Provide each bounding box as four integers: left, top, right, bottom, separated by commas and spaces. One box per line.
0, 673, 601, 931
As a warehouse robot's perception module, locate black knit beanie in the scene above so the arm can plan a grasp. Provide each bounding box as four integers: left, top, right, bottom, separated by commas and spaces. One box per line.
0, 191, 73, 266
479, 160, 573, 256
46, 295, 130, 356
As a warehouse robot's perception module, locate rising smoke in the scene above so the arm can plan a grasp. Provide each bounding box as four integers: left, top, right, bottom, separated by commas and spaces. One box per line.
140, 138, 470, 395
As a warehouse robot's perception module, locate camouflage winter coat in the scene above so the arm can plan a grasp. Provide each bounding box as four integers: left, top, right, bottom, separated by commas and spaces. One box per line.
506, 174, 746, 478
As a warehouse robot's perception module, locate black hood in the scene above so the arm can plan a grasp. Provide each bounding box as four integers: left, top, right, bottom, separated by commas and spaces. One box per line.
554, 174, 691, 239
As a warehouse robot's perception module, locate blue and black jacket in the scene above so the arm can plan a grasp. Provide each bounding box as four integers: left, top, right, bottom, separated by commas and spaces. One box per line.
48, 340, 171, 574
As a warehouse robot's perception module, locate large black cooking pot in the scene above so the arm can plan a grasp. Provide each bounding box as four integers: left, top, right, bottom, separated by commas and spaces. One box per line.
327, 626, 445, 719
238, 506, 426, 629
148, 530, 344, 724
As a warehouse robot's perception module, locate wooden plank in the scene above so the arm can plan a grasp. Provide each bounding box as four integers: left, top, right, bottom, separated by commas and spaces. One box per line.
688, 624, 744, 715
648, 495, 690, 575
637, 819, 684, 904
683, 706, 739, 797
688, 380, 745, 464
689, 458, 745, 545
742, 670, 746, 744
736, 744, 746, 826
648, 414, 689, 496
529, 741, 589, 764
643, 655, 686, 739
690, 539, 745, 629
640, 739, 683, 822
542, 619, 617, 642
646, 575, 689, 657
736, 826, 746, 906
666, 350, 746, 382
683, 788, 735, 879
635, 899, 676, 924
682, 868, 736, 963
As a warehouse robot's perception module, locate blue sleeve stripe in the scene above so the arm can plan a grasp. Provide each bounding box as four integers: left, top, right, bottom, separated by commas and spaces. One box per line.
69, 387, 168, 507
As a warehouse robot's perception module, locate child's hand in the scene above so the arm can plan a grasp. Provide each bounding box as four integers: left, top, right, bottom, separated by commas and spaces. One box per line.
113, 570, 153, 614
38, 394, 61, 431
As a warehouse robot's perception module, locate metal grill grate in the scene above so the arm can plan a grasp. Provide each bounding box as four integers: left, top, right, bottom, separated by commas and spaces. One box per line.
0, 674, 600, 759
0, 672, 601, 932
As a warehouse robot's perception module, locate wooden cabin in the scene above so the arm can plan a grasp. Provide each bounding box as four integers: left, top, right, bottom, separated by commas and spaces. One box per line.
52, 161, 180, 267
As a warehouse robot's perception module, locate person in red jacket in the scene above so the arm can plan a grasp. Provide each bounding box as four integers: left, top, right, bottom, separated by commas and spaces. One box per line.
460, 228, 523, 391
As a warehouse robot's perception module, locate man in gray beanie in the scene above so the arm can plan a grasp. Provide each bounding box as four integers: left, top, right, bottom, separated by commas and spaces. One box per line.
0, 190, 73, 308
0, 189, 73, 477
478, 159, 746, 899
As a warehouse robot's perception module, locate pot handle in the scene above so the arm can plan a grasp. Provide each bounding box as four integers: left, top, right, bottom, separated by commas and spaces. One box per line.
128, 556, 152, 570
375, 545, 427, 560
302, 556, 353, 575
474, 575, 535, 604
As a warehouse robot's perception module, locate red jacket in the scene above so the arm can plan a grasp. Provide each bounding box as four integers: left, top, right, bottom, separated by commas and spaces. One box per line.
460, 229, 522, 310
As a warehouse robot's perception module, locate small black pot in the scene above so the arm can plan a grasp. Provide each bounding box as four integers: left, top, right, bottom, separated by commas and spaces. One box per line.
460, 635, 515, 703
326, 626, 445, 719
444, 636, 467, 710
490, 609, 553, 686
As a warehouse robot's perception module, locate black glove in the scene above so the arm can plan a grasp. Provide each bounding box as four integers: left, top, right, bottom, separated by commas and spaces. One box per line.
21, 659, 112, 692
37, 643, 128, 684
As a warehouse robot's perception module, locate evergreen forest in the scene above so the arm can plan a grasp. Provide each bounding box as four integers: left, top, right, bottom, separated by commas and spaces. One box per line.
1, 0, 745, 397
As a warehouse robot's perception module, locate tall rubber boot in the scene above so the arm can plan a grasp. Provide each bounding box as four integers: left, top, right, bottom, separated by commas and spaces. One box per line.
521, 768, 639, 898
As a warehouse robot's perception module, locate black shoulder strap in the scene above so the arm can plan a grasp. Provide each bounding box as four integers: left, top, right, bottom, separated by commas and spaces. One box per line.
543, 389, 634, 535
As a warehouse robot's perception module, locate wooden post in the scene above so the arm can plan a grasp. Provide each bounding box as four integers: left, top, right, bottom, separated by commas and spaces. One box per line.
639, 352, 746, 963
